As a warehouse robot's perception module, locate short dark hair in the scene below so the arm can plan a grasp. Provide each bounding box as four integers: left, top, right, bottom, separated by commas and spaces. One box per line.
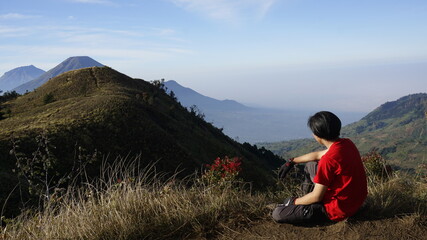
307, 111, 341, 141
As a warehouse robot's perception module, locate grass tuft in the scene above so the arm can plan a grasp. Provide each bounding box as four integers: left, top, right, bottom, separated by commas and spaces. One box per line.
355, 172, 427, 220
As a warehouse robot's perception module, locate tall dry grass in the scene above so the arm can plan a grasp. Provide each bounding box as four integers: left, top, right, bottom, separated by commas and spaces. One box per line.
357, 151, 427, 220
1, 156, 269, 240
363, 172, 427, 219
2, 154, 426, 240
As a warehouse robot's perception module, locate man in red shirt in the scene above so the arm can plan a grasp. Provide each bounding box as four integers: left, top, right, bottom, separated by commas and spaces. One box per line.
272, 111, 367, 224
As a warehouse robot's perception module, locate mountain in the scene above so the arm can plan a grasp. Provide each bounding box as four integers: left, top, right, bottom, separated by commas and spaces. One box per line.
0, 65, 45, 91
164, 80, 365, 143
260, 93, 427, 171
13, 56, 104, 94
341, 93, 427, 169
0, 66, 281, 216
164, 80, 308, 142
165, 80, 250, 111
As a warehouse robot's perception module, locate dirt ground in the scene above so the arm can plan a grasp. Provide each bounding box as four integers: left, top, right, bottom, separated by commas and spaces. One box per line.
216, 215, 427, 240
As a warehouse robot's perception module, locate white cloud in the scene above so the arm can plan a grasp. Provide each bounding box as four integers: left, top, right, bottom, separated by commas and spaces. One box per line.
256, 0, 275, 19
69, 0, 116, 5
151, 28, 176, 36
0, 23, 194, 76
0, 24, 183, 45
0, 26, 33, 37
171, 0, 276, 23
0, 13, 41, 20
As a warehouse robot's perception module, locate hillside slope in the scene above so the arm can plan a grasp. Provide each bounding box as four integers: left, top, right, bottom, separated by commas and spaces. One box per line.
0, 66, 281, 216
343, 93, 426, 169
260, 93, 427, 170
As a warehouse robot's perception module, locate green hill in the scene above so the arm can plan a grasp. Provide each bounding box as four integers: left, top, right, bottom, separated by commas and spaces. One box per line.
0, 66, 280, 217
260, 93, 427, 171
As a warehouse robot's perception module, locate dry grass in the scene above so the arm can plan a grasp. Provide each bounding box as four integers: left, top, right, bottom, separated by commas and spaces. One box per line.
362, 172, 427, 219
1, 157, 269, 240
2, 157, 426, 240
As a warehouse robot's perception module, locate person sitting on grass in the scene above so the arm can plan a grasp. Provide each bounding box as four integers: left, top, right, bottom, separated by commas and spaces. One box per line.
273, 111, 367, 224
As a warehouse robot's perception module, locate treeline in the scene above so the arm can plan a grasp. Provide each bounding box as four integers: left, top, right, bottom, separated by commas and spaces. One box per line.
0, 90, 20, 103
0, 90, 20, 120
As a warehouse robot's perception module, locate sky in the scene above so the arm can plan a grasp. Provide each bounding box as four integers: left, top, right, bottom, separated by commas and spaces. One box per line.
1, 0, 426, 113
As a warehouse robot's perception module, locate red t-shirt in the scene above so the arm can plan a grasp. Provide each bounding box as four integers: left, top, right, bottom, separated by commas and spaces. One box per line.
313, 138, 368, 222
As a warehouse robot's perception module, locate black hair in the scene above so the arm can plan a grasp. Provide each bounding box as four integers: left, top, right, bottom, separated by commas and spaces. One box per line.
307, 111, 341, 141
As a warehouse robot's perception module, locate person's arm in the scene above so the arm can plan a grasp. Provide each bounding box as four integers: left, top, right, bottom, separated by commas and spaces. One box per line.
294, 183, 328, 205
292, 149, 328, 164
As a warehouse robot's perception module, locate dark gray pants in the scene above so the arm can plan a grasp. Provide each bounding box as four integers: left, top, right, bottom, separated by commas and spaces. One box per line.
272, 161, 330, 224
272, 202, 329, 224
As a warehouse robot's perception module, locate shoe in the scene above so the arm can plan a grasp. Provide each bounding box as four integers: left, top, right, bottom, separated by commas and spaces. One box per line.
265, 203, 277, 210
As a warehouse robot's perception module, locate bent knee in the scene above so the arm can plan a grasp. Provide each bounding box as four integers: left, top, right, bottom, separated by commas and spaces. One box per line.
272, 206, 286, 223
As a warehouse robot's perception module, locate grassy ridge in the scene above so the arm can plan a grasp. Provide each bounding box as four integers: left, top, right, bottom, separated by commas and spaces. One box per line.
0, 65, 280, 169
0, 66, 281, 218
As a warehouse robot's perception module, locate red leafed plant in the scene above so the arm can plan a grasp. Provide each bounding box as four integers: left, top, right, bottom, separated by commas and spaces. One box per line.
202, 156, 242, 185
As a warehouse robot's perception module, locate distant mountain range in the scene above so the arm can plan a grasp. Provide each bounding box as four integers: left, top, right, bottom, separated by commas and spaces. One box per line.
164, 80, 365, 143
13, 56, 104, 94
260, 93, 427, 171
0, 56, 364, 144
1, 57, 364, 143
0, 65, 45, 91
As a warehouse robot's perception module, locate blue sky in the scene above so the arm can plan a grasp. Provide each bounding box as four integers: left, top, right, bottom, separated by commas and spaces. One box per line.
1, 0, 426, 112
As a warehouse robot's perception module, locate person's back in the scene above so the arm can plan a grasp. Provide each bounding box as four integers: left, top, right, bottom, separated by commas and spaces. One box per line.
272, 111, 368, 224
315, 138, 367, 221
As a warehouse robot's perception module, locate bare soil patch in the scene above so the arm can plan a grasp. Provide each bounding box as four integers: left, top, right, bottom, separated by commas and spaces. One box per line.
216, 215, 427, 240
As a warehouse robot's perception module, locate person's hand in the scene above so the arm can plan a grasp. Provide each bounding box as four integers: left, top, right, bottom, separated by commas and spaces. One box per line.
283, 196, 297, 206
278, 158, 295, 180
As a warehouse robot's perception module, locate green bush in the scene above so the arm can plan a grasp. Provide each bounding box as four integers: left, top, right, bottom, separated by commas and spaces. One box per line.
43, 93, 55, 105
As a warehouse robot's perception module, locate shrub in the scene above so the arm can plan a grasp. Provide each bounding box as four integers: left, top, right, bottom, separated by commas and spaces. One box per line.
10, 133, 59, 201
0, 91, 20, 103
43, 93, 55, 104
416, 163, 427, 182
201, 156, 242, 186
362, 150, 392, 180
